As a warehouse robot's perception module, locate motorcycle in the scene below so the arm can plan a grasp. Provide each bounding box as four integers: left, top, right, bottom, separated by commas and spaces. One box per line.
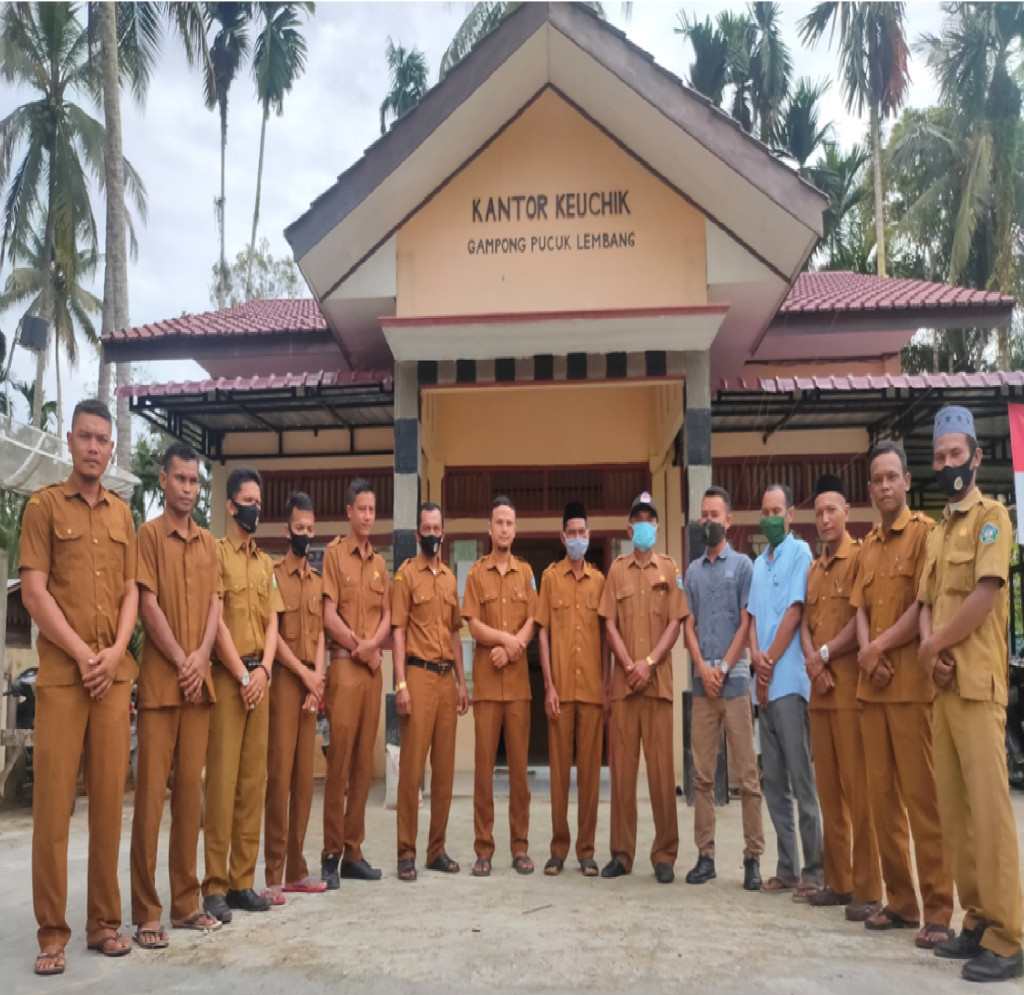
1007, 655, 1024, 790
2, 667, 37, 805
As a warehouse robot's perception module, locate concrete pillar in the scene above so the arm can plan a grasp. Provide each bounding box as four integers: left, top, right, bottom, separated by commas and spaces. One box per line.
393, 361, 420, 568
683, 350, 712, 564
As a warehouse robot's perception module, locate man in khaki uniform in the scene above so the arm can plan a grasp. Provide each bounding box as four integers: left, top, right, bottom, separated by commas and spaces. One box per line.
534, 502, 607, 877
320, 478, 391, 885
598, 491, 687, 884
203, 467, 284, 923
20, 399, 138, 974
131, 442, 222, 949
851, 441, 953, 947
462, 496, 537, 876
265, 492, 327, 896
392, 502, 469, 881
919, 405, 1023, 983
800, 474, 881, 921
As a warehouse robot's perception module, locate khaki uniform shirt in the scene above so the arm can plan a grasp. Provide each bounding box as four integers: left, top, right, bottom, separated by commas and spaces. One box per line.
136, 512, 221, 706
462, 552, 538, 702
918, 488, 1012, 705
274, 552, 324, 666
534, 557, 605, 705
217, 532, 284, 660
392, 554, 461, 663
850, 506, 935, 704
19, 479, 137, 687
806, 533, 862, 711
321, 533, 390, 652
598, 551, 689, 702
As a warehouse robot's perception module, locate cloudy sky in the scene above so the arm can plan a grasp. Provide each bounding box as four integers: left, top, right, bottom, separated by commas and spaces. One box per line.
1, 0, 950, 428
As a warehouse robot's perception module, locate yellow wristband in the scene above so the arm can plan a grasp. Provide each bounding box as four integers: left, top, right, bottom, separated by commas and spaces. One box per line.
646, 655, 655, 668
395, 681, 408, 692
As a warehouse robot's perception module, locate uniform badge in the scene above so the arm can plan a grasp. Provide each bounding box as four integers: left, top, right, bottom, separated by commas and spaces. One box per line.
395, 573, 403, 582
980, 523, 999, 545
374, 571, 379, 580
272, 574, 278, 588
530, 575, 536, 590
28, 497, 40, 506
676, 571, 683, 590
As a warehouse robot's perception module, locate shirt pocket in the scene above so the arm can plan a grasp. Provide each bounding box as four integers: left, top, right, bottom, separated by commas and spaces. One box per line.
941, 548, 975, 595
106, 526, 129, 578
51, 519, 87, 582
649, 581, 671, 622
615, 584, 635, 621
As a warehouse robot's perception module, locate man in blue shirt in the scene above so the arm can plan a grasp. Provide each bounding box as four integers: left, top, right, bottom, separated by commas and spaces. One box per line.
748, 482, 822, 896
682, 486, 763, 891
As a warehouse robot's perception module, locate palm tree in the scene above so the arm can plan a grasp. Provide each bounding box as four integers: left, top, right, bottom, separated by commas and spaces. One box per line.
772, 78, 833, 173
747, 2, 792, 144
675, 11, 731, 107
379, 37, 430, 135
799, 2, 911, 279
245, 1, 313, 298
204, 2, 252, 309
808, 141, 871, 271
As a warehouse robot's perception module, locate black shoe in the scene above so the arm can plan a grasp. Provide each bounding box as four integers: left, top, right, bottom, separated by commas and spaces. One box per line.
321, 853, 340, 890
743, 858, 762, 892
340, 858, 382, 881
225, 888, 271, 913
203, 893, 232, 924
685, 855, 717, 885
600, 856, 628, 878
654, 862, 675, 884
962, 949, 1024, 982
936, 924, 987, 960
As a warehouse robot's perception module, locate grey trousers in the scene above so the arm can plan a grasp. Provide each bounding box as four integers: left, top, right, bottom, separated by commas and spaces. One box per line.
760, 693, 823, 883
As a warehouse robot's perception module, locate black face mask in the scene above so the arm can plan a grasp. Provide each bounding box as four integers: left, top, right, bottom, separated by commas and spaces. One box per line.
233, 501, 260, 534
289, 531, 312, 558
702, 520, 726, 548
419, 533, 442, 558
935, 456, 975, 499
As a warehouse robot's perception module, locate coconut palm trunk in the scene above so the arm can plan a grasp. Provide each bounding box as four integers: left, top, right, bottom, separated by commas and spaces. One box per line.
97, 1, 132, 466
870, 102, 886, 279
216, 97, 229, 308
245, 108, 268, 298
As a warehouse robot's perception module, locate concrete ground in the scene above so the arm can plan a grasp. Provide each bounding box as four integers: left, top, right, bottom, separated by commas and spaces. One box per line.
3, 774, 1024, 995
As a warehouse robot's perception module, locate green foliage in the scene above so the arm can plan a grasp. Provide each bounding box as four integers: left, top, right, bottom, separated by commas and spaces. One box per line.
130, 429, 212, 529
0, 488, 26, 576
211, 237, 303, 306
772, 77, 833, 170
380, 36, 429, 134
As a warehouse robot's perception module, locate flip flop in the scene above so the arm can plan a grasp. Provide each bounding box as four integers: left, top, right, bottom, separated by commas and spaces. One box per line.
865, 907, 920, 931
87, 932, 132, 957
34, 950, 65, 976
512, 854, 535, 875
916, 923, 955, 949
134, 926, 169, 950
261, 888, 287, 907
282, 876, 328, 893
471, 857, 491, 877
761, 876, 798, 893
398, 858, 418, 882
427, 853, 460, 874
172, 909, 222, 931
580, 857, 599, 877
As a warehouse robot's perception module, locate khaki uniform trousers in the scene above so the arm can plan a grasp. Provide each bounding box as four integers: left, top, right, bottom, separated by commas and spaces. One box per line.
202, 665, 269, 896
473, 699, 531, 859
609, 694, 679, 872
808, 708, 881, 902
548, 702, 604, 862
860, 701, 952, 924
130, 704, 210, 924
691, 694, 764, 862
322, 658, 381, 863
932, 693, 1023, 957
32, 680, 132, 950
264, 667, 317, 886
397, 665, 458, 864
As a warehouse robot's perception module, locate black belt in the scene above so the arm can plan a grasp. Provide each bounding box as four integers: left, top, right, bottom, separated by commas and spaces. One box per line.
240, 657, 262, 672
406, 657, 452, 676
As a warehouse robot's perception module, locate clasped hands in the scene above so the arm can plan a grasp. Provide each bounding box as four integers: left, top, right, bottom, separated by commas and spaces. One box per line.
918, 635, 956, 690
491, 633, 527, 669
804, 649, 835, 698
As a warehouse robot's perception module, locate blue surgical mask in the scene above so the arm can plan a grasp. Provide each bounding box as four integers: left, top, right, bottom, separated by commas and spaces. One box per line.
631, 521, 657, 551
565, 536, 589, 561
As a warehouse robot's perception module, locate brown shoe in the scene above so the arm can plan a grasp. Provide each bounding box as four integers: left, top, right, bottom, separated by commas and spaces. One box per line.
846, 900, 882, 922
808, 887, 853, 907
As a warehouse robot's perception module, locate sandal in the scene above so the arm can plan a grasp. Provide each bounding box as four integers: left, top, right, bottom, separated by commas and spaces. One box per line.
916, 923, 955, 949
260, 888, 286, 907
760, 876, 798, 893
865, 907, 920, 931
34, 949, 65, 976
427, 853, 460, 874
282, 876, 328, 893
544, 856, 564, 876
512, 854, 535, 875
398, 858, 417, 882
791, 883, 821, 903
172, 909, 221, 931
87, 931, 132, 957
134, 925, 170, 950
580, 857, 599, 877
472, 857, 492, 877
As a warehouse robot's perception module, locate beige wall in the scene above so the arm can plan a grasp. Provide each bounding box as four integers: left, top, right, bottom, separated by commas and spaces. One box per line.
396, 89, 707, 317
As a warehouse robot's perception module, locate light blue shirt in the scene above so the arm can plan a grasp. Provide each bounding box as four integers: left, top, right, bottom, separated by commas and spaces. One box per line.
748, 532, 813, 703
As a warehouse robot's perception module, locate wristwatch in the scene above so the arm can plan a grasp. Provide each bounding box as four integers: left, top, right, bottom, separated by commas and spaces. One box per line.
646, 655, 656, 669
239, 671, 250, 688
718, 659, 729, 675
820, 643, 830, 664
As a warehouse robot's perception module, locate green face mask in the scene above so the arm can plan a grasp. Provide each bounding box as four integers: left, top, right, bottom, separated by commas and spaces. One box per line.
759, 515, 787, 548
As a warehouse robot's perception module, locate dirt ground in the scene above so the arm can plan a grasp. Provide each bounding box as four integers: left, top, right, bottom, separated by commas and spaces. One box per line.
3, 775, 1024, 995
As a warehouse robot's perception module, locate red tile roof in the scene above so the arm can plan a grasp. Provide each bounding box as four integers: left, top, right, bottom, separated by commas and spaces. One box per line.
103, 272, 1015, 344
106, 298, 327, 342
717, 371, 1024, 393
119, 369, 391, 399
781, 271, 1014, 314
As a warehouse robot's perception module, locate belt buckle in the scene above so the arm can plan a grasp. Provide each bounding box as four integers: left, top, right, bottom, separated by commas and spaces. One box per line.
242, 657, 260, 673
438, 661, 452, 676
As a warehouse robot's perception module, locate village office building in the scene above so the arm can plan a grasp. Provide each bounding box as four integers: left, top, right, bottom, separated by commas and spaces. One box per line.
103, 3, 1021, 779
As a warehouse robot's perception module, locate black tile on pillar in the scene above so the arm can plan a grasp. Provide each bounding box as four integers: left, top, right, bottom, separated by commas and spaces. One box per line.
534, 354, 554, 381
417, 361, 438, 386
567, 352, 588, 380
394, 419, 419, 475
606, 352, 627, 378
645, 350, 667, 377
495, 357, 516, 382
456, 359, 476, 383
